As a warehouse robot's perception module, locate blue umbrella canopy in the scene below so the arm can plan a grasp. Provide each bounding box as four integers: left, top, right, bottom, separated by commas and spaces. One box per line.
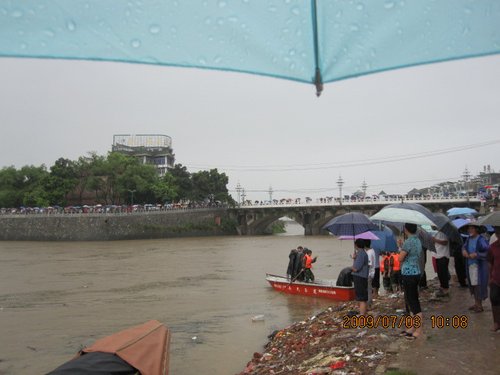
447, 207, 478, 216
0, 1, 499, 95
323, 212, 378, 236
371, 227, 398, 252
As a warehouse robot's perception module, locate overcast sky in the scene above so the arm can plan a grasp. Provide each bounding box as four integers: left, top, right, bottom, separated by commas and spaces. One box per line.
0, 54, 498, 201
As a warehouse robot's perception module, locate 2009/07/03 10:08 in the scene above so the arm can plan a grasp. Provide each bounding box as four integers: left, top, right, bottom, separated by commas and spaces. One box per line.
342, 314, 469, 329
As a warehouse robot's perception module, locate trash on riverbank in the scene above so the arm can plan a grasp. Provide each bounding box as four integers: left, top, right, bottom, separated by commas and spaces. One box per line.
252, 315, 265, 322
239, 279, 445, 375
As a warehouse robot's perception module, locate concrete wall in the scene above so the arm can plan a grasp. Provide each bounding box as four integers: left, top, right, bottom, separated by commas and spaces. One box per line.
0, 209, 234, 241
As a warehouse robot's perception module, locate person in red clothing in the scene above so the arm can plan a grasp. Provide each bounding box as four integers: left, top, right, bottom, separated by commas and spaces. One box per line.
302, 249, 317, 283
487, 226, 500, 331
390, 251, 402, 292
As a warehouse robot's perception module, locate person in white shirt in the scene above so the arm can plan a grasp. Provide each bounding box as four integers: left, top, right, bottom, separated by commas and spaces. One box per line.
432, 231, 450, 296
365, 240, 376, 307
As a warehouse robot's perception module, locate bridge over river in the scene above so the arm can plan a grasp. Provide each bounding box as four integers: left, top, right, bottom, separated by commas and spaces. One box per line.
229, 197, 483, 235
0, 197, 483, 240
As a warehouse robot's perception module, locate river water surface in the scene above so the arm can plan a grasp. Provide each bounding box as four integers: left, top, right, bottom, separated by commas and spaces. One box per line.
0, 223, 359, 374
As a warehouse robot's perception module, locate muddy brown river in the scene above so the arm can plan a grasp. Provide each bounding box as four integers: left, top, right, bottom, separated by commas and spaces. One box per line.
0, 223, 361, 374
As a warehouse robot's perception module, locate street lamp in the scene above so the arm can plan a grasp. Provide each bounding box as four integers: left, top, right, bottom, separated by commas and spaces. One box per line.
269, 185, 273, 204
463, 167, 471, 203
361, 179, 368, 200
235, 182, 242, 206
337, 175, 344, 205
241, 188, 246, 205
128, 189, 136, 205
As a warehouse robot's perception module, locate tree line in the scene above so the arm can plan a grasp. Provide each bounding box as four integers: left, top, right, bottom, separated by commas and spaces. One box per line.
0, 152, 234, 208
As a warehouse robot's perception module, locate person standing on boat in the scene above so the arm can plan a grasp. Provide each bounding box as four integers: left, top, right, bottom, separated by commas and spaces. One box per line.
286, 248, 298, 280
351, 239, 369, 315
294, 246, 305, 281
303, 249, 317, 283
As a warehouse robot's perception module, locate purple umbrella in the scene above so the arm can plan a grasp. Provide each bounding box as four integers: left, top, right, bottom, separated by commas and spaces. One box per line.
338, 231, 380, 241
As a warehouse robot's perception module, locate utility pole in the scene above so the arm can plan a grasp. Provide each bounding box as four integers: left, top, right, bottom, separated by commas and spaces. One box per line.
268, 185, 273, 204
361, 179, 368, 200
235, 182, 242, 206
463, 167, 471, 204
241, 188, 246, 205
337, 175, 344, 205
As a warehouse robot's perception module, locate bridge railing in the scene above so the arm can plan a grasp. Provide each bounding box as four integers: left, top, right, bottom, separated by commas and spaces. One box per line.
235, 196, 482, 209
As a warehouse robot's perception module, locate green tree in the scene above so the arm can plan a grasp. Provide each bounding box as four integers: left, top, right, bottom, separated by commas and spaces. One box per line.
169, 164, 192, 201
19, 165, 49, 207
191, 168, 233, 203
44, 158, 78, 206
152, 173, 179, 203
0, 166, 24, 207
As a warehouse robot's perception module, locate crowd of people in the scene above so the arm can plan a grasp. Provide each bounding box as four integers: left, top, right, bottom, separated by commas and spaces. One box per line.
347, 220, 500, 339
284, 216, 500, 338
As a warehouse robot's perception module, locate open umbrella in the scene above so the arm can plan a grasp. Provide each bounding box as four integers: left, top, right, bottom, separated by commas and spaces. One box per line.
338, 231, 380, 241
432, 213, 463, 245
447, 207, 478, 217
323, 212, 378, 237
452, 217, 471, 230
1, 1, 499, 96
370, 203, 437, 226
370, 227, 398, 252
476, 211, 500, 227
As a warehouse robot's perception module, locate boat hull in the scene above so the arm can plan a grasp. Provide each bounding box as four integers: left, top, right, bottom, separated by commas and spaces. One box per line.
266, 274, 355, 301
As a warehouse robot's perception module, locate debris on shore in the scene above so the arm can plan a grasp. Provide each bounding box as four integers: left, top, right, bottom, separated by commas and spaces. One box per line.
239, 281, 445, 375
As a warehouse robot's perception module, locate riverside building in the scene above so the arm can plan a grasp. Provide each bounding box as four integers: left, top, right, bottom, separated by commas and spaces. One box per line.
112, 134, 175, 176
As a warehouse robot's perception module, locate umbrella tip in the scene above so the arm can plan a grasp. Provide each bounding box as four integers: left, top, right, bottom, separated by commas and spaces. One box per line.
314, 68, 323, 97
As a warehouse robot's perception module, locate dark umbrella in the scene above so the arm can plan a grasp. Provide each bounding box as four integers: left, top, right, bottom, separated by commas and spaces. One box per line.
432, 213, 463, 245
477, 211, 500, 227
323, 212, 378, 236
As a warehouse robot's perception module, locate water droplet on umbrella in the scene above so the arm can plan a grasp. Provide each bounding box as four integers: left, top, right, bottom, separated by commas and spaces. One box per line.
288, 49, 296, 56
20, 43, 27, 49
291, 7, 300, 15
228, 15, 238, 22
356, 3, 364, 11
462, 26, 470, 35
464, 7, 472, 15
214, 55, 222, 63
130, 39, 141, 48
384, 1, 395, 10
11, 9, 23, 18
44, 29, 55, 38
66, 20, 77, 31
218, 0, 227, 8
149, 24, 161, 34
268, 5, 277, 12
198, 57, 207, 65
350, 23, 360, 32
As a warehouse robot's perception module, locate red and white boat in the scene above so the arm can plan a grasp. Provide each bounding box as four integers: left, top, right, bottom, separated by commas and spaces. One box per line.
266, 274, 355, 302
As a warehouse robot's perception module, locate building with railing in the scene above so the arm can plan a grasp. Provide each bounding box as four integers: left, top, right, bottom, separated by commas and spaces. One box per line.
112, 134, 175, 176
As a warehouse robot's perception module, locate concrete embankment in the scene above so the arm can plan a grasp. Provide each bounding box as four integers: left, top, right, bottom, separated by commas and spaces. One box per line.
0, 209, 235, 241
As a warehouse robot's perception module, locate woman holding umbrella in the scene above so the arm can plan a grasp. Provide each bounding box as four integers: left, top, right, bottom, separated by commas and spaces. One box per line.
462, 223, 490, 313
399, 223, 424, 339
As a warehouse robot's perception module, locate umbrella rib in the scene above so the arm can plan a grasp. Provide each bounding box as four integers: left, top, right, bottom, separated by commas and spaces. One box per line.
311, 0, 323, 97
